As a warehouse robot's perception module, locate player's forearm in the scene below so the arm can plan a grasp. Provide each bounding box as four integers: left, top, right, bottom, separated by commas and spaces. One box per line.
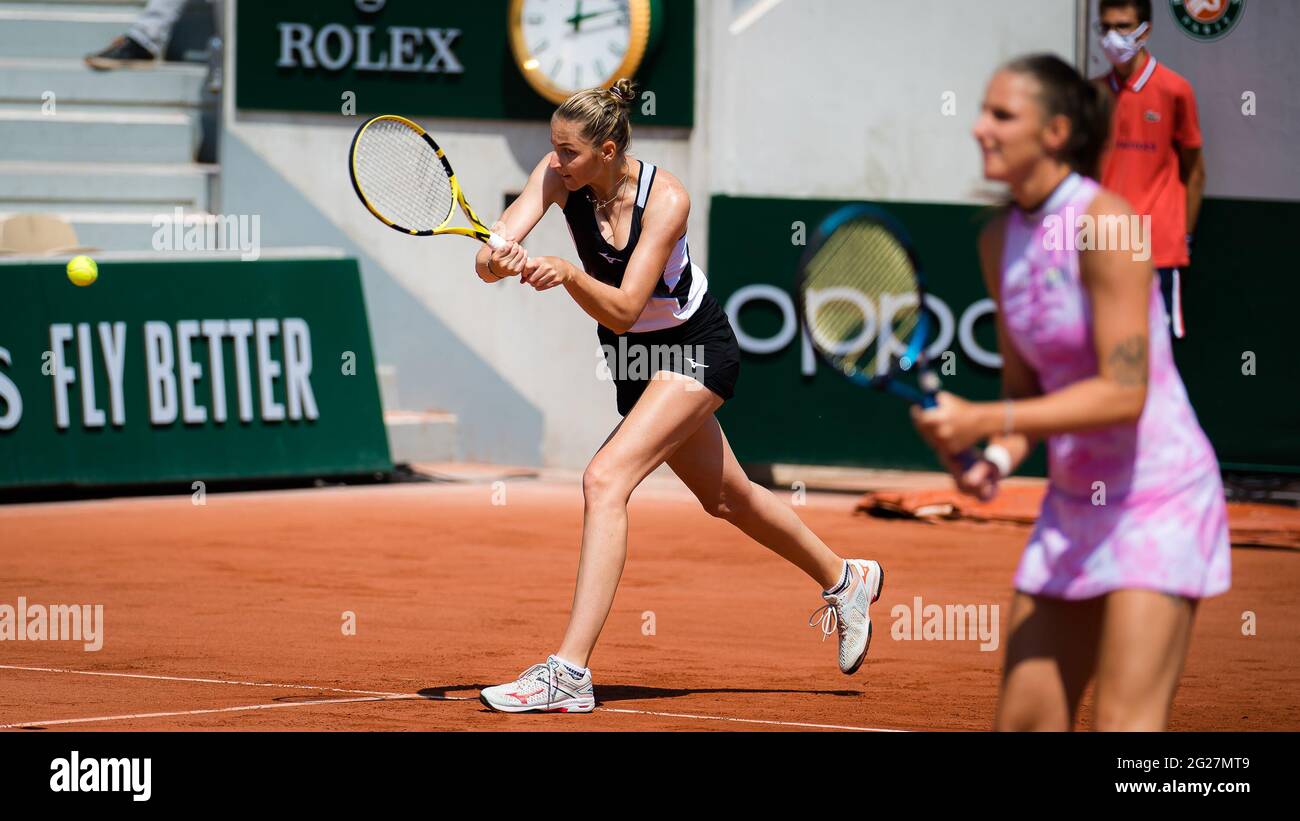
974, 377, 1147, 440
563, 270, 640, 332
991, 361, 1040, 473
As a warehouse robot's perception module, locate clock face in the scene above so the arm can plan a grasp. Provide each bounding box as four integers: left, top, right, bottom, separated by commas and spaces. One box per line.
511, 0, 652, 104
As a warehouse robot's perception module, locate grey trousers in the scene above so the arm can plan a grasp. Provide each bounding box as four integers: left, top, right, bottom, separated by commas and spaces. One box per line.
128, 0, 222, 56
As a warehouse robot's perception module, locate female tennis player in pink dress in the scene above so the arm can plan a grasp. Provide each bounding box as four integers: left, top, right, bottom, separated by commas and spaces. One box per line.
468, 81, 884, 713
912, 55, 1230, 731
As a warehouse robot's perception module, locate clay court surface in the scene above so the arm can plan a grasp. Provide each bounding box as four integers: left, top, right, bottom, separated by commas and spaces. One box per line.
2, 474, 1297, 732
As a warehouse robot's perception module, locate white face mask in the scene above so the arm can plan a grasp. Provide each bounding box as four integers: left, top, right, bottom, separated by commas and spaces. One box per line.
1101, 21, 1149, 65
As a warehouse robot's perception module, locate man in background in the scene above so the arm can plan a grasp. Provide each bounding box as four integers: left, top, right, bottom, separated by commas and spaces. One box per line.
1095, 0, 1206, 339
85, 0, 221, 84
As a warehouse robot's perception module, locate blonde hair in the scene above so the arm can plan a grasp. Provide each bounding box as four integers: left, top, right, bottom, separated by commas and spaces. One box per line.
553, 79, 637, 154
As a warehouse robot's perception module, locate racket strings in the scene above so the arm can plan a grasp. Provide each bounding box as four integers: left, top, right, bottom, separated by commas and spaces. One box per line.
804, 221, 922, 378
354, 119, 455, 232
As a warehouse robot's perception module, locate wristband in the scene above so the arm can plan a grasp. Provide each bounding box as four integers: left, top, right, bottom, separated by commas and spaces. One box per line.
982, 443, 1012, 479
486, 258, 504, 280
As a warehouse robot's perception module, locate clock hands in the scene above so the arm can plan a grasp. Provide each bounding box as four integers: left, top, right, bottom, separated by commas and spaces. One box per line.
565, 4, 628, 33
570, 20, 630, 37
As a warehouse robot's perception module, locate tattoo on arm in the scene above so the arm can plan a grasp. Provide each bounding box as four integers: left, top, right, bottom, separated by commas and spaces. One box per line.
1107, 335, 1149, 386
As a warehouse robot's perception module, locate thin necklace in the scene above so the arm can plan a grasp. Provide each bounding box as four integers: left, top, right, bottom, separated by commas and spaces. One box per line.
609, 187, 628, 246
588, 162, 629, 210
590, 160, 631, 245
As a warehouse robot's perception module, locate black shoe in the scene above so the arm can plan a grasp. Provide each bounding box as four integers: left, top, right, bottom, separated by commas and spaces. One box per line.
85, 35, 156, 71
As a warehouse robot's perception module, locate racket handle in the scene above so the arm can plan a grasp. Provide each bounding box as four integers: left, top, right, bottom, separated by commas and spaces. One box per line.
917, 374, 996, 501
955, 449, 1000, 502
921, 392, 982, 471
484, 231, 531, 274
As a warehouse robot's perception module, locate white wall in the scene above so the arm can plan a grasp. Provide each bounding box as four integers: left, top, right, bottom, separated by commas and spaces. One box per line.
702, 0, 1078, 205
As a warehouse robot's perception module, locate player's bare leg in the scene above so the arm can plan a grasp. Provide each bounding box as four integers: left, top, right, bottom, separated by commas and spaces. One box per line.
1092, 590, 1197, 731
666, 415, 844, 589
996, 593, 1103, 731
554, 372, 721, 668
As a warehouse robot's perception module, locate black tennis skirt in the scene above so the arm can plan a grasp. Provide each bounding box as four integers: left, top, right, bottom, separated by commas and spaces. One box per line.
596, 291, 741, 417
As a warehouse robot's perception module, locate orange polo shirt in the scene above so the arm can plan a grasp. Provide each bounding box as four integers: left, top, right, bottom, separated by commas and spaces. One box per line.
1099, 54, 1202, 268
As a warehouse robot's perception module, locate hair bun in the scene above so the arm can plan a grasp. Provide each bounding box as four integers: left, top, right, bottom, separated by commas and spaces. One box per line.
608, 78, 638, 106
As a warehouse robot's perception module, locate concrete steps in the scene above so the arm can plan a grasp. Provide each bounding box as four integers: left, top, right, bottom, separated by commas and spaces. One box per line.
0, 3, 140, 59
0, 161, 214, 210
14, 0, 145, 5
384, 412, 460, 464
0, 209, 236, 253
0, 56, 206, 107
0, 107, 197, 163
0, 0, 214, 249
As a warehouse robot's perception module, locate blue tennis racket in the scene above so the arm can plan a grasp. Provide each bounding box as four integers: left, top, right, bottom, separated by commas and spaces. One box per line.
796, 204, 979, 468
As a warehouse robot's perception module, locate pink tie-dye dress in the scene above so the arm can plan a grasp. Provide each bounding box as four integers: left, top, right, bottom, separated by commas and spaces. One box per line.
999, 173, 1230, 600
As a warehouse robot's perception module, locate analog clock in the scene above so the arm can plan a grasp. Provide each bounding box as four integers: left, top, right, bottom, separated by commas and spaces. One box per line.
509, 0, 661, 105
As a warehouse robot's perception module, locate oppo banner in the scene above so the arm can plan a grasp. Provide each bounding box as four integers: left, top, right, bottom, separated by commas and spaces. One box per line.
0, 258, 392, 490
707, 195, 1297, 473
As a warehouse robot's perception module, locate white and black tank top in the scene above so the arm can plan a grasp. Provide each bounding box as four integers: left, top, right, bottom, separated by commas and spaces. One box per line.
561, 160, 708, 334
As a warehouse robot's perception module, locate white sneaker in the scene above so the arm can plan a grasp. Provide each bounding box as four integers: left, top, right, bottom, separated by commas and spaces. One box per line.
479, 656, 595, 713
809, 559, 884, 674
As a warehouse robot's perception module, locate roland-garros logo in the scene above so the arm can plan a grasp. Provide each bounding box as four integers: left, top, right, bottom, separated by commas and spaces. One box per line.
1169, 0, 1246, 42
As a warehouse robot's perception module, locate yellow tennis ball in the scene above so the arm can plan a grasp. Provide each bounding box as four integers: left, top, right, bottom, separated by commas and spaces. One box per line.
67, 255, 98, 287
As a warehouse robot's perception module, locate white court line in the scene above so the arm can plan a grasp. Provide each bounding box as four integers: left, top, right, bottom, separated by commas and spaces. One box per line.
599, 707, 904, 732
0, 663, 427, 699
1, 695, 424, 729
0, 664, 906, 732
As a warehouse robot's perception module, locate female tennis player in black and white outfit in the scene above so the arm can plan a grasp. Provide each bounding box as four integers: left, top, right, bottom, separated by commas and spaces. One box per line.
474, 80, 884, 713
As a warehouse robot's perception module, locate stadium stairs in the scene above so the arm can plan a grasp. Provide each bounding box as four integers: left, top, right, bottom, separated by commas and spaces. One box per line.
0, 0, 215, 252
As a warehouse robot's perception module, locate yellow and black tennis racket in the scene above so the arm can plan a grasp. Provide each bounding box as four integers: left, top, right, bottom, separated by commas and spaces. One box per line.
348, 114, 507, 250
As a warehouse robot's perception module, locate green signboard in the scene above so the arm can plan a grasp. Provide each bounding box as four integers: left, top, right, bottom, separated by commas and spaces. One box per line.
1173, 197, 1299, 473
0, 258, 392, 490
235, 0, 695, 128
707, 195, 1299, 474
707, 195, 1020, 474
